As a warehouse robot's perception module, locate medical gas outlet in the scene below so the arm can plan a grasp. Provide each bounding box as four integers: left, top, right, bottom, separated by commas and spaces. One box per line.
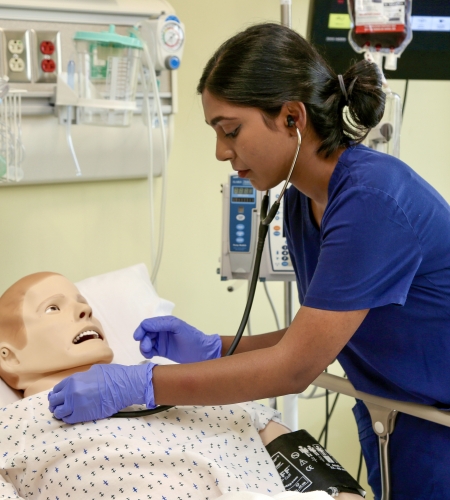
139, 15, 185, 72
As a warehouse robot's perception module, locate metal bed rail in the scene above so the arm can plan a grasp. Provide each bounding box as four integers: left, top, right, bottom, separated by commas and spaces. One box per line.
284, 373, 450, 500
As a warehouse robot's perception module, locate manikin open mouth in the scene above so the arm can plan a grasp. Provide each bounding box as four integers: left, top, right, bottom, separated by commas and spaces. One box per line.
73, 329, 103, 345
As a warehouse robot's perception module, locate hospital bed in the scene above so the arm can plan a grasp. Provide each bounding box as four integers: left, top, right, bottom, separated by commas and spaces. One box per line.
2, 264, 448, 499
0, 264, 338, 500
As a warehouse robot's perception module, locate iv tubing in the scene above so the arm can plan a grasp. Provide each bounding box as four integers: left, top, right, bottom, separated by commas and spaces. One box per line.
140, 37, 168, 284
139, 62, 156, 265
66, 61, 82, 177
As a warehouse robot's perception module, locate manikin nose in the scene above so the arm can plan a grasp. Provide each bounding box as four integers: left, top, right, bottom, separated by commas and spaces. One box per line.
77, 303, 92, 320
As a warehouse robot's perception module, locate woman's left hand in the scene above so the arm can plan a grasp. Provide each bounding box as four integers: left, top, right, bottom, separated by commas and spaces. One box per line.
48, 363, 156, 423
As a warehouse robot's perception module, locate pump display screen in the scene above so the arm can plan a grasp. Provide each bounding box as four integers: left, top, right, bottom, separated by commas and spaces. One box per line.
233, 187, 254, 195
307, 0, 450, 80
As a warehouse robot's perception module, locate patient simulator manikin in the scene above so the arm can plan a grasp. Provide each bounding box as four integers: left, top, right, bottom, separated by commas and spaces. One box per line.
0, 273, 362, 499
0, 272, 114, 397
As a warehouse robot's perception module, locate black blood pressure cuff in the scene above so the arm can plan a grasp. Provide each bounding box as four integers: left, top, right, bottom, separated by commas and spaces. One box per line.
266, 429, 365, 498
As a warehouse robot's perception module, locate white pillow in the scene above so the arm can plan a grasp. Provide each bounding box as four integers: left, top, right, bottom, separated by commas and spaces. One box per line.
0, 263, 174, 406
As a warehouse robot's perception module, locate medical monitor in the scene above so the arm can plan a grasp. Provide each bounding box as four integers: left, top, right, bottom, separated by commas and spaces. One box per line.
307, 0, 450, 80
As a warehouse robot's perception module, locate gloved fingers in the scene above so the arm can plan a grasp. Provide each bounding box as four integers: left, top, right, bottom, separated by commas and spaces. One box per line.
53, 402, 75, 421
48, 390, 55, 412
48, 389, 67, 412
139, 333, 156, 356
138, 316, 187, 335
51, 376, 69, 394
133, 323, 146, 341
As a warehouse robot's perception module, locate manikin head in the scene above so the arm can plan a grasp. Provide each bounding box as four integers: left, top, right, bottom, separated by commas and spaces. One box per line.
0, 272, 113, 396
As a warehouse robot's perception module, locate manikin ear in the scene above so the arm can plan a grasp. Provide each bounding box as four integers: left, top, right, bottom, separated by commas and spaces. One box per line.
0, 344, 20, 373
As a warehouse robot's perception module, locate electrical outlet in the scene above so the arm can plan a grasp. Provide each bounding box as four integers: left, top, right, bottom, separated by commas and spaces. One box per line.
9, 56, 25, 72
2, 30, 32, 82
8, 39, 24, 55
35, 31, 61, 83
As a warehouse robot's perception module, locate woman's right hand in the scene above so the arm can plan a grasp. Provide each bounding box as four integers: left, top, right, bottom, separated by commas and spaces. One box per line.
133, 315, 222, 363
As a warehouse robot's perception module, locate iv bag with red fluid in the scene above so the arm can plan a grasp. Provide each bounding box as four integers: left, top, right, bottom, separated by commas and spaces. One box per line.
347, 0, 413, 68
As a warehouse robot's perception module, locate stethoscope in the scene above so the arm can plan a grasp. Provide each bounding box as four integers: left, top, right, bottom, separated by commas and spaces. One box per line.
113, 119, 302, 418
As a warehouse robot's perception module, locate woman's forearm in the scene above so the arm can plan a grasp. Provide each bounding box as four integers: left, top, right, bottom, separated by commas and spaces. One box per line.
220, 328, 287, 356
152, 306, 369, 407
152, 343, 302, 407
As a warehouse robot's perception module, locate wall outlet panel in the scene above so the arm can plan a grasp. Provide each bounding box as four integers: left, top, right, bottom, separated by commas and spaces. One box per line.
0, 18, 174, 186
35, 30, 61, 83
1, 29, 32, 82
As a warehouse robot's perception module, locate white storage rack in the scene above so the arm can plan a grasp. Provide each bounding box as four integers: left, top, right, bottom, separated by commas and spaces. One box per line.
0, 83, 25, 182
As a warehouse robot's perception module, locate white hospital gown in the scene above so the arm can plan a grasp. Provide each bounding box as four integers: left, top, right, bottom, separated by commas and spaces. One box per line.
0, 392, 285, 499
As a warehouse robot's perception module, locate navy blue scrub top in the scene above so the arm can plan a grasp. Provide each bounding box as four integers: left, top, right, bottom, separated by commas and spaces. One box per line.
284, 144, 450, 499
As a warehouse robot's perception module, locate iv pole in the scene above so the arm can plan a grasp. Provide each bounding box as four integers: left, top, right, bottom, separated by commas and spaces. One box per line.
279, 0, 299, 432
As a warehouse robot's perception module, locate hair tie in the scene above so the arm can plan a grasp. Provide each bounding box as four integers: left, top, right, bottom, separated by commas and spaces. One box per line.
338, 75, 358, 104
337, 74, 348, 103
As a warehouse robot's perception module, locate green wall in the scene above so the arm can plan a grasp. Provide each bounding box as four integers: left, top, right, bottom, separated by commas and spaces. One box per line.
2, 1, 449, 495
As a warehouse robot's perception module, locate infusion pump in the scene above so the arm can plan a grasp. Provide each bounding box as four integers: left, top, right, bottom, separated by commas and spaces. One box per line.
220, 174, 295, 282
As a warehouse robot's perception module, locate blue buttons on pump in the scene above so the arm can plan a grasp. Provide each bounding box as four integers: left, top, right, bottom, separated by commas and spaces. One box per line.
229, 176, 256, 252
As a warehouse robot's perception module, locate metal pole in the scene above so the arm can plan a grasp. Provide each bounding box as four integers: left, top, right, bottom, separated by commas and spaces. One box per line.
279, 0, 298, 429
284, 281, 293, 326
280, 0, 292, 28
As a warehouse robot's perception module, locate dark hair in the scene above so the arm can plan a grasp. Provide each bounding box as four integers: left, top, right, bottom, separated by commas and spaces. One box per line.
197, 23, 385, 157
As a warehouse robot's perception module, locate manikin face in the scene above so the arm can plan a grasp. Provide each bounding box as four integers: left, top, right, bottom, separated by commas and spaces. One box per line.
9, 275, 113, 387
202, 90, 298, 191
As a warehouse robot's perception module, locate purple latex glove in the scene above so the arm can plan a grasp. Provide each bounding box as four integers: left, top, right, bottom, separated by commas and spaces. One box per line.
48, 363, 156, 424
133, 315, 222, 363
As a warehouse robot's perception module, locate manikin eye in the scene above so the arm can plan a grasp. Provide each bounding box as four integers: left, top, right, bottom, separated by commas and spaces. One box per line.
45, 305, 60, 314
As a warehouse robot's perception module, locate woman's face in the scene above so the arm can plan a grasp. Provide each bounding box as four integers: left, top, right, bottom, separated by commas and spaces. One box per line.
202, 90, 298, 191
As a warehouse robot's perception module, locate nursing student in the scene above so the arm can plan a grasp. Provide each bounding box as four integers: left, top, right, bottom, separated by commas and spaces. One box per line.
49, 23, 450, 499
